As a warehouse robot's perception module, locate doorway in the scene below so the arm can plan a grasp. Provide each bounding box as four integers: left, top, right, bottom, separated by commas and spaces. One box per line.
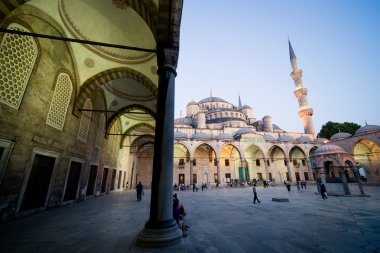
110, 169, 116, 191
20, 154, 56, 211
86, 165, 98, 196
63, 161, 82, 202
295, 172, 301, 182
178, 173, 185, 184
101, 167, 109, 193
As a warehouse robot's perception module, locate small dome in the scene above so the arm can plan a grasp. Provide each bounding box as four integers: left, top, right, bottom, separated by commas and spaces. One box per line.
354, 125, 380, 135
278, 135, 295, 142
187, 101, 198, 106
198, 96, 228, 104
191, 132, 211, 140
215, 133, 233, 141
313, 144, 347, 156
330, 132, 352, 141
295, 136, 312, 143
174, 131, 187, 140
235, 128, 255, 136
241, 105, 252, 109
314, 138, 329, 144
174, 117, 193, 126
263, 135, 277, 141
263, 115, 272, 118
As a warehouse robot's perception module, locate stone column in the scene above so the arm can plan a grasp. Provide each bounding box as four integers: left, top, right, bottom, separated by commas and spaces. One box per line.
306, 159, 313, 181
285, 158, 293, 182
136, 47, 182, 247
352, 168, 365, 195
189, 158, 194, 185
339, 167, 351, 195
264, 158, 270, 181
216, 158, 221, 184
132, 155, 139, 189
240, 159, 246, 181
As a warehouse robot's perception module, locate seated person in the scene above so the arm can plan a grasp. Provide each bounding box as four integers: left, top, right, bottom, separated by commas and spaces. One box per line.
173, 199, 188, 232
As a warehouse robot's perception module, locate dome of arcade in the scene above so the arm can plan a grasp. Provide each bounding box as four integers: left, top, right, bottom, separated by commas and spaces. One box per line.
174, 131, 188, 140
215, 133, 234, 141
58, 0, 156, 64
354, 125, 380, 135
174, 117, 193, 127
191, 132, 212, 140
330, 132, 352, 141
278, 135, 295, 142
263, 135, 278, 141
295, 136, 313, 143
313, 144, 347, 156
235, 128, 255, 136
314, 138, 329, 144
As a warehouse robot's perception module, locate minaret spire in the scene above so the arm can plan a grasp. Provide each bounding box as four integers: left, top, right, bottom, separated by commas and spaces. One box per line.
238, 94, 242, 108
289, 39, 316, 137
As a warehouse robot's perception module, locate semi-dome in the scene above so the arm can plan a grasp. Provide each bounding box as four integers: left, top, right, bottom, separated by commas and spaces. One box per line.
198, 96, 228, 104
295, 136, 312, 143
313, 144, 347, 156
174, 117, 193, 126
278, 135, 295, 142
235, 128, 255, 136
263, 135, 277, 141
215, 133, 233, 141
354, 125, 380, 135
191, 132, 211, 140
174, 131, 187, 140
330, 132, 352, 141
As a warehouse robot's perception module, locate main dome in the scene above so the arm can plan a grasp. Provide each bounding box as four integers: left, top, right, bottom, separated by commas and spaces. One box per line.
198, 96, 228, 103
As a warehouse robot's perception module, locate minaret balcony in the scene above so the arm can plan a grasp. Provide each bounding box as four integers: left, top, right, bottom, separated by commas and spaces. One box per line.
298, 108, 313, 117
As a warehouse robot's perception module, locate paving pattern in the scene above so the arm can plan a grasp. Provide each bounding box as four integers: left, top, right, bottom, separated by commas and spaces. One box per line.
0, 185, 379, 253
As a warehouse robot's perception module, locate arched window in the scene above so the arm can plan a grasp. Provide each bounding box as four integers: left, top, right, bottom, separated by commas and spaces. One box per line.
95, 113, 106, 149
46, 73, 73, 130
77, 98, 93, 142
0, 23, 38, 109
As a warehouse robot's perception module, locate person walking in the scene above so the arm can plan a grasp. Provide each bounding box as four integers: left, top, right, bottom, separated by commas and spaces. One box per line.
136, 181, 143, 201
252, 184, 261, 204
320, 183, 328, 199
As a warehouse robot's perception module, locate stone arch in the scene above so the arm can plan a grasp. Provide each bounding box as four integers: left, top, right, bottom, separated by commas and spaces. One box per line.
309, 146, 319, 157
353, 139, 380, 183
75, 67, 158, 114
268, 145, 288, 182
106, 104, 156, 137
244, 144, 265, 181
120, 122, 155, 148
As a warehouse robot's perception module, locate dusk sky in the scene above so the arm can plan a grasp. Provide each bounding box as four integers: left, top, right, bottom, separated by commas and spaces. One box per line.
175, 0, 380, 134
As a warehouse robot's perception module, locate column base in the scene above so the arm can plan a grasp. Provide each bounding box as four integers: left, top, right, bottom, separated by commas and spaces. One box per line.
136, 219, 183, 248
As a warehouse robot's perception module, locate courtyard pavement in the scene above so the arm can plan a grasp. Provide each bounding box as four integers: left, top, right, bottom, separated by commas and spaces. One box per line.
0, 185, 379, 253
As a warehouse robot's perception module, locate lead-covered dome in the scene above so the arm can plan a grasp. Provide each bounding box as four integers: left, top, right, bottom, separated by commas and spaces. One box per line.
313, 144, 347, 156
235, 128, 255, 136
191, 132, 211, 140
278, 135, 295, 142
263, 135, 277, 141
215, 133, 233, 141
314, 138, 329, 144
174, 117, 193, 126
174, 131, 187, 140
187, 101, 198, 106
354, 125, 380, 135
330, 132, 352, 141
295, 136, 312, 143
198, 96, 228, 103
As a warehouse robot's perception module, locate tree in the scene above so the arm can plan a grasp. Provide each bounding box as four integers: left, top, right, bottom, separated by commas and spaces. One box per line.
318, 121, 361, 139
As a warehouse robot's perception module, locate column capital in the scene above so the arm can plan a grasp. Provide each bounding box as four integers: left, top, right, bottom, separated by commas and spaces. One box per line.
157, 46, 179, 74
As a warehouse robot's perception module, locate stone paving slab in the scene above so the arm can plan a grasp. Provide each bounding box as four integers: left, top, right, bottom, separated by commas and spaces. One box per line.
0, 186, 379, 253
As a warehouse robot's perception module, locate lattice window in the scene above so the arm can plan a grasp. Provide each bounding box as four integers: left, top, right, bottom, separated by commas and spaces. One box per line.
95, 113, 105, 149
46, 73, 73, 130
0, 23, 38, 109
77, 98, 92, 142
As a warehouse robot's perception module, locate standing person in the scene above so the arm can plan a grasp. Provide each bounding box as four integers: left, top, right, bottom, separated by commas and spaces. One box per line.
286, 181, 291, 192
136, 181, 143, 201
296, 181, 301, 193
320, 183, 328, 199
193, 183, 196, 192
252, 184, 261, 204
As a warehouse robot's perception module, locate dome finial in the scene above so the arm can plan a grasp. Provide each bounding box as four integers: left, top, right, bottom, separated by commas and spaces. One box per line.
238, 93, 242, 108
210, 89, 212, 97
180, 110, 182, 118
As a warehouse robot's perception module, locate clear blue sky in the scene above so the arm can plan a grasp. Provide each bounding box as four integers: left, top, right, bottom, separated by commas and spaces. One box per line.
175, 0, 380, 133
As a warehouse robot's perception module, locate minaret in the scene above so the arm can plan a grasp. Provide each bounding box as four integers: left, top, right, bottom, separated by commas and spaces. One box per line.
289, 39, 316, 136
